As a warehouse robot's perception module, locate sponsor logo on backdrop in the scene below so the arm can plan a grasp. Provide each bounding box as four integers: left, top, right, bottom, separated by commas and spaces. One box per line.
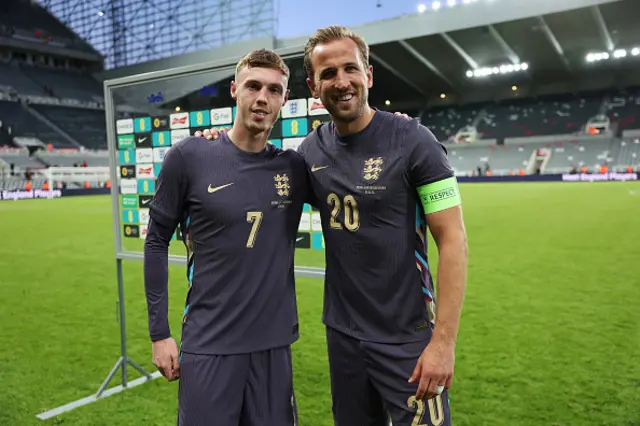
153, 147, 170, 163
171, 129, 190, 144
116, 118, 134, 134
135, 133, 152, 148
140, 225, 149, 239
282, 99, 307, 118
562, 172, 638, 182
211, 107, 232, 125
139, 208, 150, 225
298, 213, 311, 231
135, 148, 153, 164
118, 134, 135, 149
0, 189, 62, 200
121, 194, 138, 208
120, 165, 135, 178
283, 137, 305, 151
120, 179, 138, 194
137, 164, 155, 178
311, 212, 322, 232
309, 114, 330, 131
308, 98, 328, 116
152, 116, 169, 130
123, 224, 140, 238
170, 112, 189, 129
295, 232, 311, 249
138, 195, 153, 208
147, 92, 164, 103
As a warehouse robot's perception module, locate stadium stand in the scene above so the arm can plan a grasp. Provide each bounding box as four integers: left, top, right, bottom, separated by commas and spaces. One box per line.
0, 147, 44, 170
32, 105, 107, 150
615, 138, 640, 167
0, 63, 50, 96
422, 103, 483, 142
20, 65, 103, 102
0, 100, 74, 148
477, 92, 604, 141
606, 87, 640, 132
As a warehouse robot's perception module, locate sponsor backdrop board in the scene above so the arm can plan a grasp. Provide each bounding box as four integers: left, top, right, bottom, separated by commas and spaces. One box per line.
116, 98, 331, 250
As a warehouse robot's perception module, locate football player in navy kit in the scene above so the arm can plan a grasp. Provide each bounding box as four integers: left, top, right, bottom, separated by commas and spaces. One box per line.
197, 26, 469, 426
296, 26, 468, 426
144, 49, 307, 426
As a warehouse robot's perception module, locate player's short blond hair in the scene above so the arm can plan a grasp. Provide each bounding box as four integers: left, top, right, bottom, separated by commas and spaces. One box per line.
235, 49, 290, 81
303, 25, 370, 79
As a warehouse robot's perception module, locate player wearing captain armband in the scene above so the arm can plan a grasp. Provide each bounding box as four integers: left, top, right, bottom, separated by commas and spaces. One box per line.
293, 26, 469, 426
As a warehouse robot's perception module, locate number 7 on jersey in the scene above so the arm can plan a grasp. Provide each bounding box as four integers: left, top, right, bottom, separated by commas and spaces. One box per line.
246, 211, 263, 248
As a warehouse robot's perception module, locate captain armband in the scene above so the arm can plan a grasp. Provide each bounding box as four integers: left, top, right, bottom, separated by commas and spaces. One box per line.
416, 176, 461, 214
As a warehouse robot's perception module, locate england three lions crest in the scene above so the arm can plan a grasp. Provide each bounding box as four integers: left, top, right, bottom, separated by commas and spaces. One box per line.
363, 157, 384, 181
274, 173, 290, 197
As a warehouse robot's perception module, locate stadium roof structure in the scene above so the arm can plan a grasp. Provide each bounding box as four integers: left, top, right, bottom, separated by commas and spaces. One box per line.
98, 0, 640, 115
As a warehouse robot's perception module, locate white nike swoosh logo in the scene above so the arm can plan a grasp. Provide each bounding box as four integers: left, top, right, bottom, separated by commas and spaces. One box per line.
138, 137, 147, 143
296, 237, 304, 242
311, 165, 328, 172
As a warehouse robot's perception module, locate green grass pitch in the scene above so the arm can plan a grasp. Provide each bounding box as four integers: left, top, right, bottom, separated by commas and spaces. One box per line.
1, 181, 639, 425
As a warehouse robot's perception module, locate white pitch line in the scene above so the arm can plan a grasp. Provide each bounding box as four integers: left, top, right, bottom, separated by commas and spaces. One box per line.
36, 372, 162, 421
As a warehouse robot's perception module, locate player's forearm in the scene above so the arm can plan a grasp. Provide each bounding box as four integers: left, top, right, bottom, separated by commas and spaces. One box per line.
432, 233, 468, 346
143, 220, 173, 341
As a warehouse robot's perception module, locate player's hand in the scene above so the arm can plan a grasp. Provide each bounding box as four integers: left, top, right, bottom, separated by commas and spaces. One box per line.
152, 337, 180, 381
393, 112, 412, 120
193, 127, 228, 140
408, 338, 454, 400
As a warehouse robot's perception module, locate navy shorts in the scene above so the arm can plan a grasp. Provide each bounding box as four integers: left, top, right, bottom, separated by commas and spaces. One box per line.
326, 326, 451, 426
177, 346, 297, 426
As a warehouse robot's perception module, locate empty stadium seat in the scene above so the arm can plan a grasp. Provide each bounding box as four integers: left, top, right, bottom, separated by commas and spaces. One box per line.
543, 139, 613, 174
20, 65, 103, 101
422, 104, 482, 142
31, 105, 106, 150
614, 139, 640, 167
477, 93, 603, 140
0, 63, 49, 96
0, 100, 74, 148
606, 87, 640, 131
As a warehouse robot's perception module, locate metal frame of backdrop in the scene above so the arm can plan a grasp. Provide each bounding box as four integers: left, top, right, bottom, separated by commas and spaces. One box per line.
36, 45, 326, 421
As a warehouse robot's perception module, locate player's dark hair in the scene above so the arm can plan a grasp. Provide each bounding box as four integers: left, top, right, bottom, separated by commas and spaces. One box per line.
303, 26, 370, 79
235, 49, 290, 80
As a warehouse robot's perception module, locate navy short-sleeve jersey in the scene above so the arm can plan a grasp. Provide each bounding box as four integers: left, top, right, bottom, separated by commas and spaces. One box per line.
149, 135, 307, 355
297, 110, 455, 344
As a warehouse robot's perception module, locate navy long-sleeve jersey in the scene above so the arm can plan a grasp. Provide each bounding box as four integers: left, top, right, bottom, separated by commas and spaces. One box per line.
144, 134, 307, 355
297, 110, 459, 344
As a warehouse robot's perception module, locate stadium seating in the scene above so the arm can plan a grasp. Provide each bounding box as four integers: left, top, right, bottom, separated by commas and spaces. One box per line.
606, 87, 640, 131
0, 63, 49, 96
0, 176, 47, 191
0, 148, 44, 171
37, 152, 109, 167
477, 93, 603, 140
422, 104, 482, 142
20, 65, 103, 102
614, 138, 640, 167
0, 100, 74, 148
32, 105, 107, 150
543, 139, 613, 174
